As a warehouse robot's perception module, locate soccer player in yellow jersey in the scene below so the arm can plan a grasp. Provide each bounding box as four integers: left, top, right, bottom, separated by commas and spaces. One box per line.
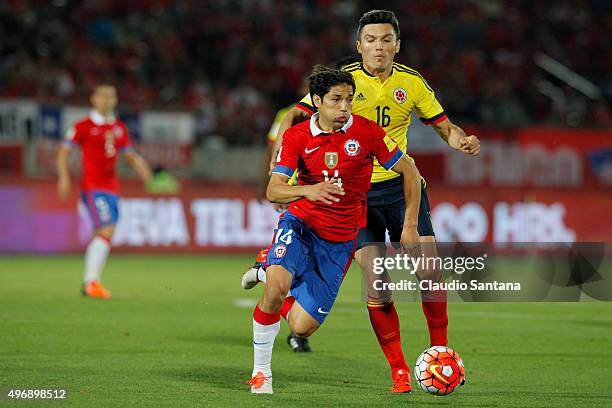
244, 10, 480, 393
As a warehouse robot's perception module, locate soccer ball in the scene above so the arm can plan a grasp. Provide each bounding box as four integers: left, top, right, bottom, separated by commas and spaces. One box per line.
414, 346, 465, 395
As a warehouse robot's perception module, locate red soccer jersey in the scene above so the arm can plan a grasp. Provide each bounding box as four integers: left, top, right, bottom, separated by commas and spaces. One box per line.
273, 114, 403, 241
65, 111, 132, 193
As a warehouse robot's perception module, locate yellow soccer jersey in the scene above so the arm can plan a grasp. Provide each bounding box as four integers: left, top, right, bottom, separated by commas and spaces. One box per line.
267, 104, 293, 144
297, 62, 447, 183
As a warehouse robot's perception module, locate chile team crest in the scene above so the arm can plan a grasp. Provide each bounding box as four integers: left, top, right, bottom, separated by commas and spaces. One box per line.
325, 152, 339, 169
393, 87, 407, 104
344, 139, 361, 157
273, 244, 287, 258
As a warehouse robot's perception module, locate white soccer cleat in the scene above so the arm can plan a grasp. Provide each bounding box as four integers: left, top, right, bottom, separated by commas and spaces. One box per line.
246, 371, 273, 394
241, 267, 259, 290
241, 248, 268, 289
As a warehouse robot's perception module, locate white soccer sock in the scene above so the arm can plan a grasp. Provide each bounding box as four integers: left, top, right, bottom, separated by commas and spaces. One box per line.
257, 266, 267, 283
253, 319, 280, 377
84, 236, 111, 283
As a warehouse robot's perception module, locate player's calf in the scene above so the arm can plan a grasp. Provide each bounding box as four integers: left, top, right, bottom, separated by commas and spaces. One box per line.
417, 236, 448, 346
287, 301, 320, 338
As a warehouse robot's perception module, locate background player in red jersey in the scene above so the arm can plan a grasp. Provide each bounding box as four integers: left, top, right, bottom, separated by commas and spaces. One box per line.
56, 84, 152, 299
246, 66, 421, 394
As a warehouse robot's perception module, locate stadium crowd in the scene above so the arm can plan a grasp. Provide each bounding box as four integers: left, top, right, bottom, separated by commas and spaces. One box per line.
1, 0, 610, 144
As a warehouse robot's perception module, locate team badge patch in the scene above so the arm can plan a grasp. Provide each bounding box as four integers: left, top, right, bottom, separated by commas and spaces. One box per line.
393, 87, 407, 104
344, 139, 361, 156
113, 126, 123, 138
325, 152, 338, 169
273, 244, 287, 258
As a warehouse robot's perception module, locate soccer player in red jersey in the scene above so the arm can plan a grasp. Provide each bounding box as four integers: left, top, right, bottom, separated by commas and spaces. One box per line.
56, 84, 152, 299
246, 66, 422, 394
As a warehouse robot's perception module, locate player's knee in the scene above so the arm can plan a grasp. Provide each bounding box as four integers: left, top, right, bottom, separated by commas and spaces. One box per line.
96, 225, 116, 240
260, 285, 286, 311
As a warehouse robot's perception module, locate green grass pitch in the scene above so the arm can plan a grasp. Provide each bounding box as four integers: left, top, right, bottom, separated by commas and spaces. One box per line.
1, 255, 611, 407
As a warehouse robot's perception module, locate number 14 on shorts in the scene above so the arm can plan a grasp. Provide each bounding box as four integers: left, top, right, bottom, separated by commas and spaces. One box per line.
274, 228, 293, 245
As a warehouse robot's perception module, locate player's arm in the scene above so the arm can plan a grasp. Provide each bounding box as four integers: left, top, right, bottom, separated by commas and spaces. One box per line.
431, 118, 480, 156
56, 143, 72, 200
269, 106, 312, 172
124, 150, 153, 184
390, 156, 421, 249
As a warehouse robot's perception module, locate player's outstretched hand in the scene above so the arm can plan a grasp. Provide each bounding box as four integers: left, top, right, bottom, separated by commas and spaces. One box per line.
57, 177, 71, 201
400, 226, 421, 257
304, 179, 345, 204
459, 135, 480, 156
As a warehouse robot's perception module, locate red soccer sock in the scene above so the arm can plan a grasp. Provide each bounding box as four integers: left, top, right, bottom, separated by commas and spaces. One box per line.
253, 304, 281, 325
367, 300, 409, 373
421, 289, 448, 346
280, 296, 295, 321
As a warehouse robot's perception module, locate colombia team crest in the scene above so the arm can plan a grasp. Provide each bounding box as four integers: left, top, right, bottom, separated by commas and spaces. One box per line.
393, 87, 407, 104
344, 139, 361, 156
325, 152, 338, 169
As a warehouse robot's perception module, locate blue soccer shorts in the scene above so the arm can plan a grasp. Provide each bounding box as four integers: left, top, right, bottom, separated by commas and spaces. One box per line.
81, 191, 120, 228
266, 211, 356, 324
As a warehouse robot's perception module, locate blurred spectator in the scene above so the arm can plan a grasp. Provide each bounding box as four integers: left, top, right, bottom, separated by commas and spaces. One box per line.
0, 0, 610, 145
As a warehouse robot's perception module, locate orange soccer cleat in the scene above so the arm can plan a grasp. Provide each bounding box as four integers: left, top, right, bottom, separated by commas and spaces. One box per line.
256, 248, 269, 264
245, 371, 273, 394
391, 368, 413, 393
82, 281, 112, 299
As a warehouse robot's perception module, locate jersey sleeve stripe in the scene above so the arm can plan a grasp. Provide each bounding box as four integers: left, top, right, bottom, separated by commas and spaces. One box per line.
381, 149, 404, 171
272, 165, 295, 178
344, 65, 361, 73
342, 62, 360, 71
420, 111, 448, 125
296, 101, 315, 114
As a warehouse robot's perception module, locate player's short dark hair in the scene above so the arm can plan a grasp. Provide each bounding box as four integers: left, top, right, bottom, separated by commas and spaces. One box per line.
308, 65, 356, 101
357, 10, 400, 40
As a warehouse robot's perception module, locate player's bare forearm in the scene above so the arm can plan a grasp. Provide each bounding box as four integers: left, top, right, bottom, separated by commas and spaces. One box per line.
124, 151, 153, 184
270, 108, 311, 172
391, 156, 421, 246
56, 145, 71, 179
266, 173, 303, 203
266, 173, 344, 205
431, 118, 480, 156
56, 144, 72, 200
